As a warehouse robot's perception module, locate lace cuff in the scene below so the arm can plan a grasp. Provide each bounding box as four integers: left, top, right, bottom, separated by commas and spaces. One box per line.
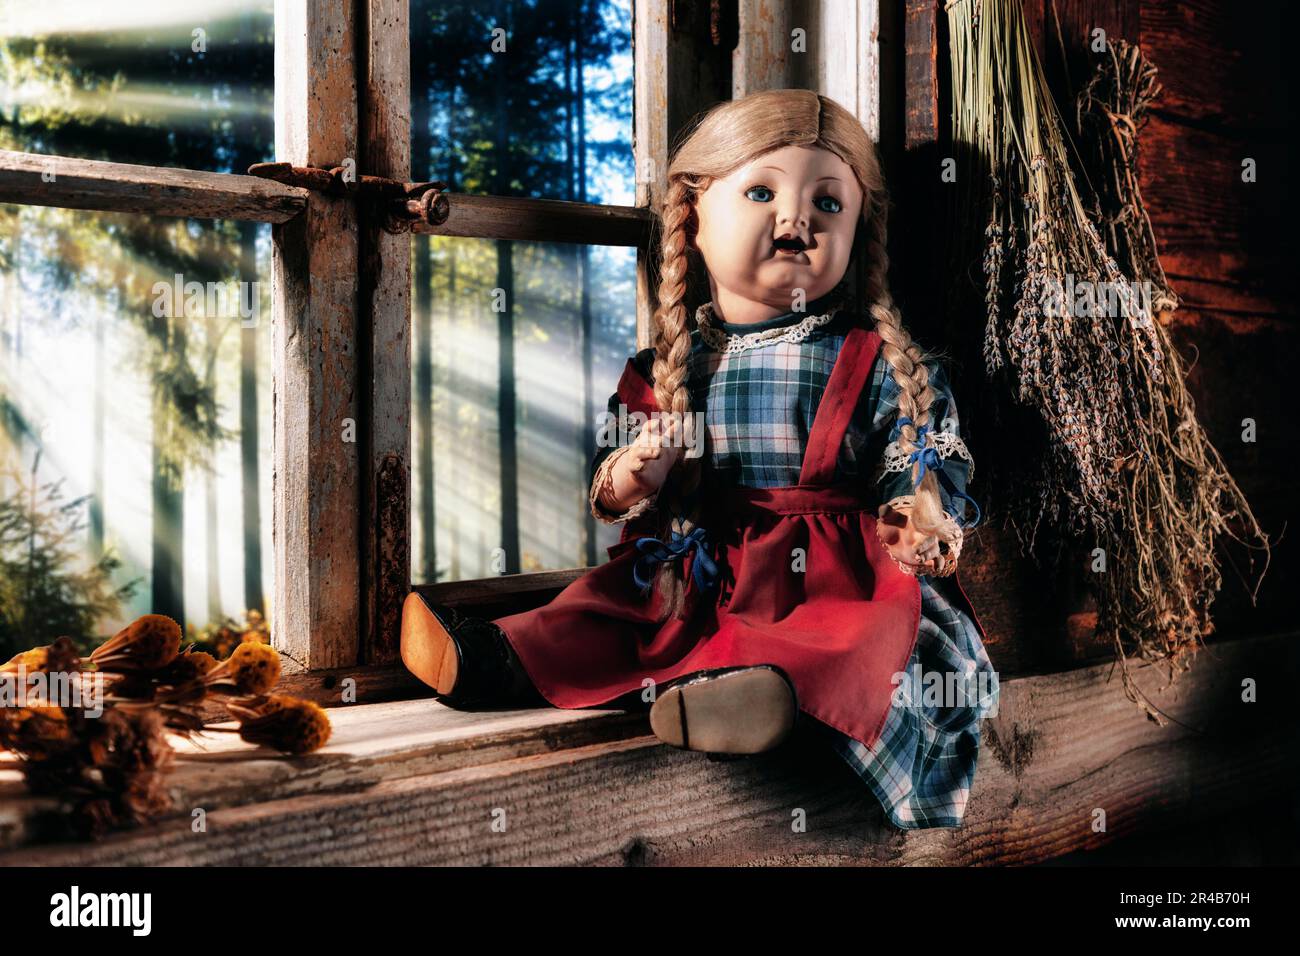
589, 444, 658, 525
876, 494, 965, 577
879, 431, 975, 483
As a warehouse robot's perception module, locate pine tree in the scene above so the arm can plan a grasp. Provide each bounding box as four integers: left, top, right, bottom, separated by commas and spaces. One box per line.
0, 452, 138, 659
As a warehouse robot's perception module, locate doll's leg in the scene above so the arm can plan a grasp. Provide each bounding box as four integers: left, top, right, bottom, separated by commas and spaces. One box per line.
401, 593, 546, 709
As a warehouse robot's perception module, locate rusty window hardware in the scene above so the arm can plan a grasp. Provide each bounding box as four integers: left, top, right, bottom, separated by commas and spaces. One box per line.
247, 162, 449, 233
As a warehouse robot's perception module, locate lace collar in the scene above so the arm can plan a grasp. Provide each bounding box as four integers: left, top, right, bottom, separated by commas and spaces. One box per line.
695, 300, 845, 354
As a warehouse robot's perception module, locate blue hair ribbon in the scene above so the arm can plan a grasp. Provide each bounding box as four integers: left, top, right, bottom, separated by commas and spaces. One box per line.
891, 417, 983, 530
632, 527, 720, 593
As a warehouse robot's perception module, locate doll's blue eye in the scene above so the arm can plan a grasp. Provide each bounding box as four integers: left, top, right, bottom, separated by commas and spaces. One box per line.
745, 187, 840, 211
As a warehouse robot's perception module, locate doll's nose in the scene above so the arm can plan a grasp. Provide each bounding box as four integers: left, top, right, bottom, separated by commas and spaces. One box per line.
777, 202, 809, 231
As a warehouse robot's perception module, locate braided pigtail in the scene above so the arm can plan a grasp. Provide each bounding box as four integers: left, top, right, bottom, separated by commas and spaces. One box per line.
649, 175, 707, 621
863, 194, 952, 545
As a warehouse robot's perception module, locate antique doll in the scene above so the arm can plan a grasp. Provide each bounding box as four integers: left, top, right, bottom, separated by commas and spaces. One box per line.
401, 88, 999, 830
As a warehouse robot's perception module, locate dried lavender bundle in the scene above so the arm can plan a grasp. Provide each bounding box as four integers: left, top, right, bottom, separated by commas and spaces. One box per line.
945, 0, 1270, 721
950, 0, 1165, 543
1071, 40, 1271, 710
1075, 40, 1179, 318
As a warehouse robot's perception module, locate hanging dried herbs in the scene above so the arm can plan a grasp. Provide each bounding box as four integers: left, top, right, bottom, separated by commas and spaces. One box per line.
945, 0, 1271, 722
1075, 40, 1179, 319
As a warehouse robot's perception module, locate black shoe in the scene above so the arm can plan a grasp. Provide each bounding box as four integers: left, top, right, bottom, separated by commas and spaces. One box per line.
649, 665, 798, 755
400, 593, 538, 708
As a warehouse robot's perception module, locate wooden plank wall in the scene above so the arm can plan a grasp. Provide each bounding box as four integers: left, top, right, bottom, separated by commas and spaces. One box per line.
898, 0, 1294, 679
732, 0, 890, 144
1129, 0, 1292, 638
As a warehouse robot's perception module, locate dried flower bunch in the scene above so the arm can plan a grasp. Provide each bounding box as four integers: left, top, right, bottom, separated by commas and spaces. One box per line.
1069, 38, 1270, 713
1074, 40, 1180, 319
0, 615, 331, 839
945, 0, 1271, 721
949, 0, 1166, 532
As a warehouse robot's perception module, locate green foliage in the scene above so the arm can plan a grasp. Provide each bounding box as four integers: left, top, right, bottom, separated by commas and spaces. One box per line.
0, 454, 139, 659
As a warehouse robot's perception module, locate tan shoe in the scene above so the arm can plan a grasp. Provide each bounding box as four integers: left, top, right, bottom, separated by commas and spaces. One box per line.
400, 592, 460, 696
649, 665, 797, 755
400, 593, 539, 707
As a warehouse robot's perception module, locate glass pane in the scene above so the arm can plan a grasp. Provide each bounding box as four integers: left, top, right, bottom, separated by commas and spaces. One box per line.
0, 1, 273, 174
410, 0, 633, 204
411, 236, 637, 583
0, 203, 273, 659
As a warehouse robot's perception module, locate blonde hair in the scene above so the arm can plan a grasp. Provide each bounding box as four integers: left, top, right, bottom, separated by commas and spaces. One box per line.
650, 88, 948, 618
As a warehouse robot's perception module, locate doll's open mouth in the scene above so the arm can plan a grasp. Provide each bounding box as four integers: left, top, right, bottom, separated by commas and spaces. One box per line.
772, 236, 807, 254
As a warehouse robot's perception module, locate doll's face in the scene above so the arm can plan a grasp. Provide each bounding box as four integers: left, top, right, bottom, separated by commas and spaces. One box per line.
691, 145, 864, 320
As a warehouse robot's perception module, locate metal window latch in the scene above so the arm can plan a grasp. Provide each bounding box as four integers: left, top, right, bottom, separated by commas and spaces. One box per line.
247, 162, 449, 234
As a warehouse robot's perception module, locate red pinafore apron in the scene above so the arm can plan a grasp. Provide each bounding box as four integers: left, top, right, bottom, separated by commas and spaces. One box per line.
494, 326, 988, 750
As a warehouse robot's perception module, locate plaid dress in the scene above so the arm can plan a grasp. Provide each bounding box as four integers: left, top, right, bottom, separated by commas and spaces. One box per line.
599, 302, 999, 829
822, 338, 1000, 829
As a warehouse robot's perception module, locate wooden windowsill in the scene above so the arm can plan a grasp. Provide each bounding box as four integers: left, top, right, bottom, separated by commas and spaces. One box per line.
2, 630, 1296, 866
0, 699, 647, 855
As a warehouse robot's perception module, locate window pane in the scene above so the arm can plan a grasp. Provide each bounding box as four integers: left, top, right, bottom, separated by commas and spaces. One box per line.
0, 204, 273, 658
0, 1, 273, 174
411, 235, 636, 583
410, 0, 633, 204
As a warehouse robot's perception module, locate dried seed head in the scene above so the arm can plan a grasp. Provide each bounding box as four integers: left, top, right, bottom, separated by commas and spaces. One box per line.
229, 642, 280, 695
2, 647, 49, 673
236, 695, 332, 755
206, 642, 281, 696
161, 649, 218, 684
0, 705, 73, 758
91, 615, 182, 671
1, 638, 79, 675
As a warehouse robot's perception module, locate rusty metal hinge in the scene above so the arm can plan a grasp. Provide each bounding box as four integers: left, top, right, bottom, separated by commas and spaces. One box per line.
247, 162, 449, 234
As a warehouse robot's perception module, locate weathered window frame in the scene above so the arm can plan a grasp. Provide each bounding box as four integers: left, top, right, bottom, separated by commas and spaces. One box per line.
0, 0, 653, 685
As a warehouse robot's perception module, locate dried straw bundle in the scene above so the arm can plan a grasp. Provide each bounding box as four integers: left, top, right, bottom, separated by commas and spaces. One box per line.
946, 0, 1270, 722
1075, 40, 1179, 319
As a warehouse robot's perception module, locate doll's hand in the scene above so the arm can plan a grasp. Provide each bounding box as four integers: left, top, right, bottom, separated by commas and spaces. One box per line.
622, 417, 684, 492
876, 502, 945, 574
597, 417, 684, 513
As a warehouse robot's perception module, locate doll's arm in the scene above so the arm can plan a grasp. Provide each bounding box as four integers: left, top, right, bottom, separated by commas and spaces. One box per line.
588, 349, 679, 524
871, 360, 978, 576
